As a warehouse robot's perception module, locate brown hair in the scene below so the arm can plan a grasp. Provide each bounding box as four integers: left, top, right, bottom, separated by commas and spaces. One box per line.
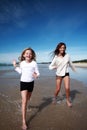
54, 42, 66, 57
20, 47, 36, 61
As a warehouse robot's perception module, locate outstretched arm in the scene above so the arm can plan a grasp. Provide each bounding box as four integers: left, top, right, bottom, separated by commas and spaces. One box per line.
13, 60, 17, 68
12, 60, 22, 74
69, 58, 76, 72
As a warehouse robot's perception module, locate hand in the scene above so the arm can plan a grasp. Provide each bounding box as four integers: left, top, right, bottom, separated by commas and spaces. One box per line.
12, 60, 17, 67
54, 66, 58, 69
32, 72, 38, 79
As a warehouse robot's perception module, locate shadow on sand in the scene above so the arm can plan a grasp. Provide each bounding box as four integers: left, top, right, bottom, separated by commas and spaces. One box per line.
27, 97, 52, 128
27, 89, 81, 129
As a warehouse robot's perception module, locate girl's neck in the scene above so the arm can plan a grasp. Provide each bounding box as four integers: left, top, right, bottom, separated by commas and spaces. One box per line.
58, 53, 63, 57
58, 52, 66, 57
25, 59, 32, 63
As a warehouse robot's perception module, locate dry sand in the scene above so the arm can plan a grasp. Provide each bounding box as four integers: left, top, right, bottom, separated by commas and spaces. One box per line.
74, 63, 87, 68
0, 70, 87, 130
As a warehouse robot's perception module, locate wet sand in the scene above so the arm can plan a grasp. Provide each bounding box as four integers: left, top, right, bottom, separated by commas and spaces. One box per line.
0, 70, 87, 130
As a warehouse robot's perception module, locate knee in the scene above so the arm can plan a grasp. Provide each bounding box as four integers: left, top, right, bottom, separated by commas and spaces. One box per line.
56, 86, 60, 92
22, 99, 27, 106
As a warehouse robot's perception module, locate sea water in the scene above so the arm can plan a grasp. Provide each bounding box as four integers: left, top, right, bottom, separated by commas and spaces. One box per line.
0, 64, 87, 86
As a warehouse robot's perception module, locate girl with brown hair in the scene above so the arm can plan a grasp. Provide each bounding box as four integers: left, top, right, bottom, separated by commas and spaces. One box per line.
49, 42, 76, 107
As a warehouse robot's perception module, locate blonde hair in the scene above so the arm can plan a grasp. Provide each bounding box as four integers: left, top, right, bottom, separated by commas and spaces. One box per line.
20, 47, 36, 61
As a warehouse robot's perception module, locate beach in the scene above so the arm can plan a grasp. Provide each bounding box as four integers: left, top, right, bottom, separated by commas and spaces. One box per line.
74, 63, 87, 68
0, 65, 87, 130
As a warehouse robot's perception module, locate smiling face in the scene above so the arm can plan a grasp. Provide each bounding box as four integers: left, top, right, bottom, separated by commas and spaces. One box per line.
59, 45, 66, 55
54, 42, 66, 57
20, 48, 36, 61
23, 49, 33, 62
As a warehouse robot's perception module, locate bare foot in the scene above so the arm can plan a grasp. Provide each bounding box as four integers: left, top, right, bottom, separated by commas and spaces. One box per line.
22, 124, 27, 130
52, 97, 57, 104
66, 100, 72, 107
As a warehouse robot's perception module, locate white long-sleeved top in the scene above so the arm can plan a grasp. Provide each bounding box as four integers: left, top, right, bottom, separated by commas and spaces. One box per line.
15, 60, 40, 82
49, 54, 76, 76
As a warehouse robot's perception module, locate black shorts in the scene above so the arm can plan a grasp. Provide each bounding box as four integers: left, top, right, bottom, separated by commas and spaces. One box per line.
62, 73, 69, 78
56, 73, 69, 78
20, 81, 34, 92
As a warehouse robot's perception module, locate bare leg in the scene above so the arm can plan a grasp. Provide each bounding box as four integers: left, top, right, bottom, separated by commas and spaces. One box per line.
63, 76, 72, 107
27, 92, 32, 111
21, 90, 28, 129
27, 92, 32, 101
53, 76, 62, 103
55, 76, 62, 97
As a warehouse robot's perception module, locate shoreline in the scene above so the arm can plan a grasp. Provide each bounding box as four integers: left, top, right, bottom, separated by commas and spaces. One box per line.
0, 62, 87, 68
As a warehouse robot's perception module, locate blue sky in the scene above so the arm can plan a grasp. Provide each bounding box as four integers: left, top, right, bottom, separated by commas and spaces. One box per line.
0, 0, 87, 63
